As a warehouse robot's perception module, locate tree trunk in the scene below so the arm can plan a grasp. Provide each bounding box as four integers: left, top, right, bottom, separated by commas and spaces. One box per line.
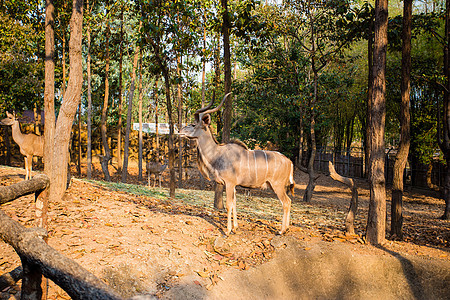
121, 45, 140, 183
328, 162, 359, 234
44, 0, 55, 180
86, 0, 92, 180
42, 8, 55, 296
391, 0, 412, 238
201, 13, 207, 107
177, 55, 183, 187
44, 0, 83, 208
154, 78, 160, 160
100, 10, 111, 181
366, 0, 388, 245
303, 68, 317, 202
215, 0, 232, 209
303, 16, 318, 203
117, 4, 124, 174
138, 49, 143, 182
213, 34, 224, 209
365, 18, 374, 178
162, 71, 176, 197
77, 103, 82, 176
221, 0, 232, 143
439, 0, 450, 220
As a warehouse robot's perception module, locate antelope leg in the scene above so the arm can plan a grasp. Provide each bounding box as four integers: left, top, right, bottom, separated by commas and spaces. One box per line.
225, 184, 236, 235
232, 187, 238, 230
273, 186, 292, 234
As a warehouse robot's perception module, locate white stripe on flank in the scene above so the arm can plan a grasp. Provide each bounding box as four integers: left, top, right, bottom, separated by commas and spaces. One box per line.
273, 153, 278, 177
247, 151, 250, 179
263, 151, 268, 179
253, 151, 257, 182
239, 149, 242, 175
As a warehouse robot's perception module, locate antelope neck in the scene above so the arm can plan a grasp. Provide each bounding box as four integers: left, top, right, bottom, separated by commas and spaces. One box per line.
197, 128, 220, 165
11, 121, 25, 146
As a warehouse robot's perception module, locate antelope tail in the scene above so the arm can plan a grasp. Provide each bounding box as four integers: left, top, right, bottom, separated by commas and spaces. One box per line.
289, 183, 303, 196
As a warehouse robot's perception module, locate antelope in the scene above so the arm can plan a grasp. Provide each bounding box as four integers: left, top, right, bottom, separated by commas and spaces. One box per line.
0, 112, 44, 180
179, 93, 300, 235
146, 160, 168, 187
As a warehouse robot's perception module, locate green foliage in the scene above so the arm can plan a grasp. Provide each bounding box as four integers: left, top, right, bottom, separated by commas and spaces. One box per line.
0, 10, 43, 114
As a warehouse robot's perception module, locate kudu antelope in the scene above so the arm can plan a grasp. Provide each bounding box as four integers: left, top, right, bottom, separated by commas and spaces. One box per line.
0, 112, 44, 180
146, 160, 168, 187
179, 93, 300, 235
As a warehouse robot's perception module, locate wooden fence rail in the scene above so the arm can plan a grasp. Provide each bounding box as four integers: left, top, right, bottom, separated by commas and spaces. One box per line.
0, 174, 122, 300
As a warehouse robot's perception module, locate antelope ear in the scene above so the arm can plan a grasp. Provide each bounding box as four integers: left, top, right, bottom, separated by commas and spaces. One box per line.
6, 111, 12, 118
202, 114, 211, 126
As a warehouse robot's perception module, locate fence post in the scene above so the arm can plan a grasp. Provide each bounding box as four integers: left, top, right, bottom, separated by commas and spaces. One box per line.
20, 255, 44, 300
35, 186, 49, 300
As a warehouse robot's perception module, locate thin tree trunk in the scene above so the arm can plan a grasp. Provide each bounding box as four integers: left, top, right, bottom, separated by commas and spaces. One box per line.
41, 0, 55, 296
298, 106, 304, 168
221, 0, 232, 143
138, 49, 144, 182
439, 0, 450, 220
365, 18, 374, 178
366, 0, 388, 245
77, 103, 82, 176
161, 72, 176, 197
122, 44, 140, 183
86, 0, 92, 179
215, 0, 232, 209
44, 0, 55, 180
154, 79, 160, 160
201, 13, 207, 107
177, 55, 183, 186
303, 15, 317, 203
213, 33, 224, 209
329, 162, 359, 234
391, 0, 412, 238
117, 3, 124, 174
100, 9, 111, 181
303, 69, 317, 202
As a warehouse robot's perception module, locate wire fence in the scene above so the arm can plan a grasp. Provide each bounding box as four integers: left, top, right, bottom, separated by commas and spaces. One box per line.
314, 148, 445, 190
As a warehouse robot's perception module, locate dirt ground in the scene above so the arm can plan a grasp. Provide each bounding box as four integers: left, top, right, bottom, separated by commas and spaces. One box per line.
1, 161, 449, 299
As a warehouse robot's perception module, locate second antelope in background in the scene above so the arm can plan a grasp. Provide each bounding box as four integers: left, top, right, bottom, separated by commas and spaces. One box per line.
0, 112, 44, 180
179, 93, 300, 235
146, 160, 168, 188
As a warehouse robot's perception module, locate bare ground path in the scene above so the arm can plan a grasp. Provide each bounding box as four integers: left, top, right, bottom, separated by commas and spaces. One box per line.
1, 163, 449, 299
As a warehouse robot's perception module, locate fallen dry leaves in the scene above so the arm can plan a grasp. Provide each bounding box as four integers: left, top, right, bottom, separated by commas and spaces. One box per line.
0, 162, 449, 299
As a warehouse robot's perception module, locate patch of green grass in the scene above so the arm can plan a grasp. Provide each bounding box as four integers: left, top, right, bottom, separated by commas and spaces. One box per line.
83, 179, 169, 199
81, 178, 213, 205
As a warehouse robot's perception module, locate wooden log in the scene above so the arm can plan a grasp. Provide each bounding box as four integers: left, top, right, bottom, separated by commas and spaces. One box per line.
328, 161, 359, 235
0, 210, 121, 300
0, 174, 49, 205
0, 266, 22, 290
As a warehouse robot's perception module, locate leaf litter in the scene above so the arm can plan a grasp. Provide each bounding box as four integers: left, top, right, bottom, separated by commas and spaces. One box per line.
0, 164, 449, 299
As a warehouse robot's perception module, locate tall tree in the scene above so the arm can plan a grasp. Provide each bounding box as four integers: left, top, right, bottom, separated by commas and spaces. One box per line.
214, 0, 233, 209
117, 1, 124, 174
141, 0, 201, 197
391, 0, 412, 238
177, 55, 183, 186
439, 0, 450, 220
44, 0, 55, 180
86, 0, 92, 179
366, 0, 388, 245
277, 0, 368, 202
45, 0, 84, 203
100, 2, 111, 181
122, 42, 140, 183
138, 49, 144, 182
